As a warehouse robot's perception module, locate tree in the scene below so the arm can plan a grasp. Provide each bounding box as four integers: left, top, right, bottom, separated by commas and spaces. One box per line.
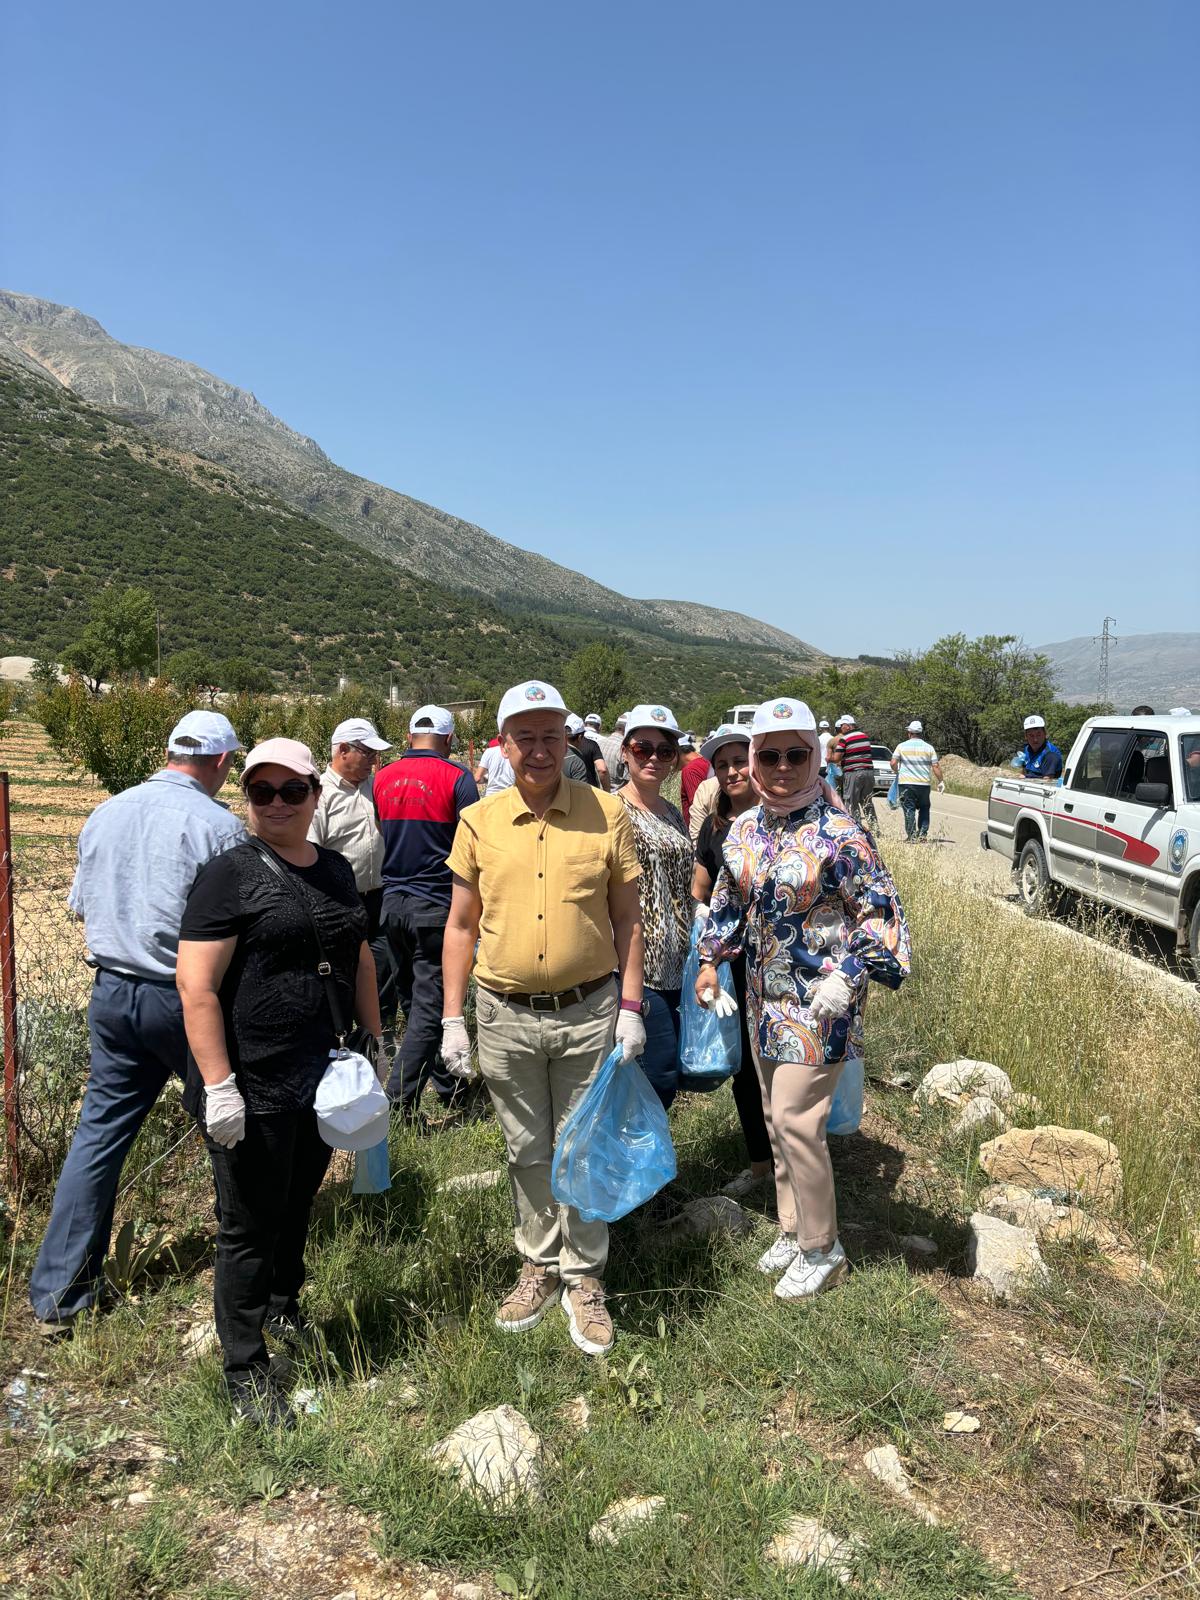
563, 643, 632, 722
876, 634, 1056, 763
60, 587, 157, 692
35, 679, 182, 793
162, 648, 220, 703
220, 657, 273, 694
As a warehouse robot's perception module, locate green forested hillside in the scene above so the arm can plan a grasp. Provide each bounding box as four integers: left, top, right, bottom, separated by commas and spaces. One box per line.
0, 360, 797, 706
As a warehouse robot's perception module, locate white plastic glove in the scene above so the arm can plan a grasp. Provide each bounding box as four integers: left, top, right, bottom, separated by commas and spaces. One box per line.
700, 985, 738, 1018
806, 971, 855, 1023
614, 1007, 647, 1063
937, 780, 946, 793
693, 902, 712, 927
205, 1074, 246, 1148
440, 1018, 477, 1081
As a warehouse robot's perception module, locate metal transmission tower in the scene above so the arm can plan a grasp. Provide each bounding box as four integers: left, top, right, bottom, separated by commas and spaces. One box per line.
1094, 616, 1117, 705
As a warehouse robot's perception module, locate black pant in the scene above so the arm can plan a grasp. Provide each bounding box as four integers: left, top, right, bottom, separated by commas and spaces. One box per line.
362, 887, 397, 1028
729, 954, 772, 1165
204, 1108, 332, 1377
382, 893, 461, 1111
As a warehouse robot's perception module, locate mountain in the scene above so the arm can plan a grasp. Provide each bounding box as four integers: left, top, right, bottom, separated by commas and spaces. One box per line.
1037, 632, 1200, 710
0, 290, 823, 662
0, 356, 806, 709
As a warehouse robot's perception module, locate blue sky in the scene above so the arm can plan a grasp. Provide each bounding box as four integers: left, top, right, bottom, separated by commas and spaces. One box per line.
3, 1, 1197, 655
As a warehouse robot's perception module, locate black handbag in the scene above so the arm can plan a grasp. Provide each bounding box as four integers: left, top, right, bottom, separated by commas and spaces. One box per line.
249, 841, 378, 1064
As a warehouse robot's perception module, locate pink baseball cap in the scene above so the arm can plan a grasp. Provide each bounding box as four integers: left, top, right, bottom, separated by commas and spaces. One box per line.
242, 737, 319, 779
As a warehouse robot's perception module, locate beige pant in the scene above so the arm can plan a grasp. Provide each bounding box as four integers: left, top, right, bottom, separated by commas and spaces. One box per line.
474, 981, 617, 1285
752, 1040, 845, 1251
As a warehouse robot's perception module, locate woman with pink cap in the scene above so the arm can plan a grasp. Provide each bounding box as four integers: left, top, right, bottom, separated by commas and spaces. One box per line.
176, 737, 382, 1427
694, 698, 909, 1301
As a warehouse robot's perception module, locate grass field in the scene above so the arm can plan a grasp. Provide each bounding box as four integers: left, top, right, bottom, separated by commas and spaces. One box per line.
1, 718, 1198, 1598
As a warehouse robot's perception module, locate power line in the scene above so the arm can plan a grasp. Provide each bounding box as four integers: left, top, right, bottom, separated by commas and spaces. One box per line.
1093, 616, 1117, 705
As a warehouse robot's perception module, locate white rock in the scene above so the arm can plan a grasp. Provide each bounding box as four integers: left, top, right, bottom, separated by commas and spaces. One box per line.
330, 1591, 357, 1600
951, 1095, 1011, 1137
978, 1183, 1070, 1233
862, 1444, 939, 1524
663, 1194, 755, 1240
558, 1395, 591, 1433
182, 1320, 219, 1358
588, 1494, 668, 1546
452, 1586, 485, 1600
126, 1488, 154, 1505
437, 1169, 506, 1194
967, 1212, 1048, 1302
942, 1411, 981, 1434
897, 1234, 937, 1257
428, 1405, 544, 1507
764, 1515, 864, 1584
914, 1059, 1013, 1107
978, 1125, 1122, 1206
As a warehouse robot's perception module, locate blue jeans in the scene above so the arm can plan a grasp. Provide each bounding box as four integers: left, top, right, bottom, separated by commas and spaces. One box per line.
29, 970, 187, 1323
900, 783, 932, 838
639, 987, 682, 1110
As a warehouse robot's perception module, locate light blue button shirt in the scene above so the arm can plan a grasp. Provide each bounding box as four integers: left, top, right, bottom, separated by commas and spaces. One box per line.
68, 769, 247, 981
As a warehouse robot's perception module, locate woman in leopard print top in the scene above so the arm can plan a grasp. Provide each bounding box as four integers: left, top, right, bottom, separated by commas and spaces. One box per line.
616, 704, 694, 1108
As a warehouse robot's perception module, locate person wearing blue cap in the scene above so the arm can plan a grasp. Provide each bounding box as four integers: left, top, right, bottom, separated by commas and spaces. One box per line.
29, 711, 247, 1336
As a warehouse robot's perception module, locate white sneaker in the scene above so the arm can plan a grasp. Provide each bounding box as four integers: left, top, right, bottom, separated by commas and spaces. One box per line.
756, 1232, 799, 1274
774, 1240, 849, 1301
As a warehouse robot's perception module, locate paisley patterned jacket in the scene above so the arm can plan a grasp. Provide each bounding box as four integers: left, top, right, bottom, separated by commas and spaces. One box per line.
697, 799, 910, 1065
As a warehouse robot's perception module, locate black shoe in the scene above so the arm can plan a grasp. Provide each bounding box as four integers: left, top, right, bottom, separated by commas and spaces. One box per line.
227, 1371, 295, 1430
264, 1311, 317, 1355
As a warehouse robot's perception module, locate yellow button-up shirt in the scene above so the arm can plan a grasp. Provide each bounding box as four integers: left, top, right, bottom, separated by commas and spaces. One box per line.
447, 778, 640, 994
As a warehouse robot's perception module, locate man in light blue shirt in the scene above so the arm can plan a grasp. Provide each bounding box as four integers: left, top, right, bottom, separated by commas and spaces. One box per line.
30, 710, 246, 1332
889, 721, 944, 840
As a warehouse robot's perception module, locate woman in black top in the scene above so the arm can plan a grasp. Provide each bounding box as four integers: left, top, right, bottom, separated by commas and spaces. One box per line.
690, 728, 772, 1198
176, 737, 382, 1427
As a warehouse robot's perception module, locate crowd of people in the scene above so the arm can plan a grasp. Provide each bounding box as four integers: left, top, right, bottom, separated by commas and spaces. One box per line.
30, 680, 1062, 1427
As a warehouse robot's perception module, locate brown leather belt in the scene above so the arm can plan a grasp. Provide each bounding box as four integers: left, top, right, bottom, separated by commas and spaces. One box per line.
478, 974, 615, 1013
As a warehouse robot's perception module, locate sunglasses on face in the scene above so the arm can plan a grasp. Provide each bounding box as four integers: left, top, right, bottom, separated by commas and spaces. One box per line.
627, 739, 678, 762
245, 778, 313, 806
757, 745, 812, 770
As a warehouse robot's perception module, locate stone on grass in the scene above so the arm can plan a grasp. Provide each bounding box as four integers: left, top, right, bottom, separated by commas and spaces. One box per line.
979, 1182, 1070, 1232
897, 1234, 937, 1258
428, 1405, 544, 1507
182, 1319, 218, 1359
663, 1194, 755, 1241
588, 1494, 668, 1546
558, 1395, 592, 1433
978, 1125, 1122, 1207
914, 1059, 1013, 1107
967, 1213, 1048, 1302
862, 1444, 939, 1524
942, 1411, 981, 1434
452, 1586, 485, 1600
951, 1095, 1011, 1137
764, 1515, 864, 1584
437, 1169, 506, 1194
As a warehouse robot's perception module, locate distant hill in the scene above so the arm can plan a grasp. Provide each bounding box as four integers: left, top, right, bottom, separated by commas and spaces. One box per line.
0, 289, 825, 663
1037, 632, 1200, 710
0, 357, 806, 707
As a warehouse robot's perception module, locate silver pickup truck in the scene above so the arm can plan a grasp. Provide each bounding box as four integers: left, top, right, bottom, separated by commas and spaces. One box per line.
981, 713, 1200, 974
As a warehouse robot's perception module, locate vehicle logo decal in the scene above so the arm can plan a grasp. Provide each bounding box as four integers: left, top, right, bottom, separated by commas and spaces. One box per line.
1169, 829, 1188, 873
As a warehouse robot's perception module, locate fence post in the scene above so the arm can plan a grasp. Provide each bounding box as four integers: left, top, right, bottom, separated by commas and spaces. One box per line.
0, 772, 19, 1188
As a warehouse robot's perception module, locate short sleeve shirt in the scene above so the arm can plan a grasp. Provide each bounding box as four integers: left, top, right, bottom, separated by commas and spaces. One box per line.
893, 739, 937, 785
447, 779, 640, 993
179, 842, 368, 1113
618, 794, 693, 989
478, 744, 515, 795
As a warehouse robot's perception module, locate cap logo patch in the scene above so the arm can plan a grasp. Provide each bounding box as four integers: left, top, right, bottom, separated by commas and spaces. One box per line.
525, 684, 547, 702
651, 707, 668, 722
772, 702, 791, 719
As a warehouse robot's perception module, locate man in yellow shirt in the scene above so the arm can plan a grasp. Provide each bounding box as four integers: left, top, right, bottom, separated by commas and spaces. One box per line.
442, 679, 645, 1355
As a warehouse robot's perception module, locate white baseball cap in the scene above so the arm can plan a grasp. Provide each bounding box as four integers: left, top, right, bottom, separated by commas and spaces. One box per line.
700, 723, 750, 762
678, 732, 694, 750
243, 737, 320, 779
584, 712, 601, 728
565, 712, 585, 735
625, 703, 681, 737
819, 720, 830, 730
332, 717, 391, 752
1023, 715, 1046, 731
167, 710, 241, 757
907, 720, 923, 733
313, 1051, 390, 1152
751, 697, 818, 735
409, 704, 454, 736
497, 680, 567, 732
839, 713, 856, 726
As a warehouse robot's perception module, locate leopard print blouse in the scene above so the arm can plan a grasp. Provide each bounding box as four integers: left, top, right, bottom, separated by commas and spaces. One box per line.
617, 793, 695, 990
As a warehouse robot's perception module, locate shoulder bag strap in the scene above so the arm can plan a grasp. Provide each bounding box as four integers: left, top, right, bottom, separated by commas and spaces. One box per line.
249, 841, 349, 1044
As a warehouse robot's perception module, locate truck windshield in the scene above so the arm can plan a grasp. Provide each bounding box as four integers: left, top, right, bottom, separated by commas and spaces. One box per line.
1183, 735, 1200, 803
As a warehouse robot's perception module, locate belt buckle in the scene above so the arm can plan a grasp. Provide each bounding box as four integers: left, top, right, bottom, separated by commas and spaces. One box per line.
528, 992, 558, 1013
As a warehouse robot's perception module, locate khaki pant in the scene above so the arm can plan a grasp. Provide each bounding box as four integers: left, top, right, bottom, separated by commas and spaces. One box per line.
752, 1039, 845, 1251
474, 981, 617, 1285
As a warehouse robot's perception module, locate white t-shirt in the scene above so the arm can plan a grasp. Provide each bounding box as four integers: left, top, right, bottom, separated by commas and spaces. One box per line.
893, 738, 938, 785
478, 743, 515, 795
818, 732, 833, 763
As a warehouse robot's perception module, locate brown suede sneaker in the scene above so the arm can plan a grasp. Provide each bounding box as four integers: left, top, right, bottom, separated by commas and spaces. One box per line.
563, 1276, 614, 1355
494, 1261, 562, 1333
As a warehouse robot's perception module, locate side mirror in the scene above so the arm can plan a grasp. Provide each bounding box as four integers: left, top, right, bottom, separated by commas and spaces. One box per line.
1134, 781, 1170, 807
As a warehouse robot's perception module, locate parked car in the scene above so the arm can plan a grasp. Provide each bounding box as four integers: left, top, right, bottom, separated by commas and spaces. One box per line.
871, 745, 893, 793
981, 712, 1200, 975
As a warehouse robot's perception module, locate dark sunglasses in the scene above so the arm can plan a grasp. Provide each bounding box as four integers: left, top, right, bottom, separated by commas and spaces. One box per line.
757, 745, 812, 769
245, 778, 313, 806
627, 739, 678, 761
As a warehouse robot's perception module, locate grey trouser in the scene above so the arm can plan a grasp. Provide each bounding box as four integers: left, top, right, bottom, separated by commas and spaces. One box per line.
843, 770, 878, 830
474, 980, 618, 1285
752, 1038, 845, 1251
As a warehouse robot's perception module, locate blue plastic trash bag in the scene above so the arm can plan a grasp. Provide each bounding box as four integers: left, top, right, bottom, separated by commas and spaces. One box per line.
827, 1058, 864, 1136
352, 1136, 391, 1194
551, 1046, 677, 1222
886, 776, 900, 810
677, 921, 741, 1083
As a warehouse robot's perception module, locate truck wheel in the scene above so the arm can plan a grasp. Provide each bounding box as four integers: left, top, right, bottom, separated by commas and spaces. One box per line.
1017, 838, 1059, 915
1187, 899, 1200, 984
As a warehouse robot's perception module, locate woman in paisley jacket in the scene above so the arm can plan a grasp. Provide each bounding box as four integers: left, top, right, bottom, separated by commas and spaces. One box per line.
695, 698, 909, 1301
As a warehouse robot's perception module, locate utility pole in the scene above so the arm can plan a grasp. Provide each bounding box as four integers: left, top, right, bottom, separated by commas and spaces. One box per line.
1095, 616, 1117, 705
156, 608, 161, 679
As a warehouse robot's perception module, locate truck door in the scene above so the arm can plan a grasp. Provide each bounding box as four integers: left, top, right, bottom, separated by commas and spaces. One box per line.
1048, 727, 1132, 895
1101, 731, 1179, 925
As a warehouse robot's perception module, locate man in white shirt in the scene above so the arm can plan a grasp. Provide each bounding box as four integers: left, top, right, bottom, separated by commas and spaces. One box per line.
889, 720, 944, 840
474, 739, 515, 795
